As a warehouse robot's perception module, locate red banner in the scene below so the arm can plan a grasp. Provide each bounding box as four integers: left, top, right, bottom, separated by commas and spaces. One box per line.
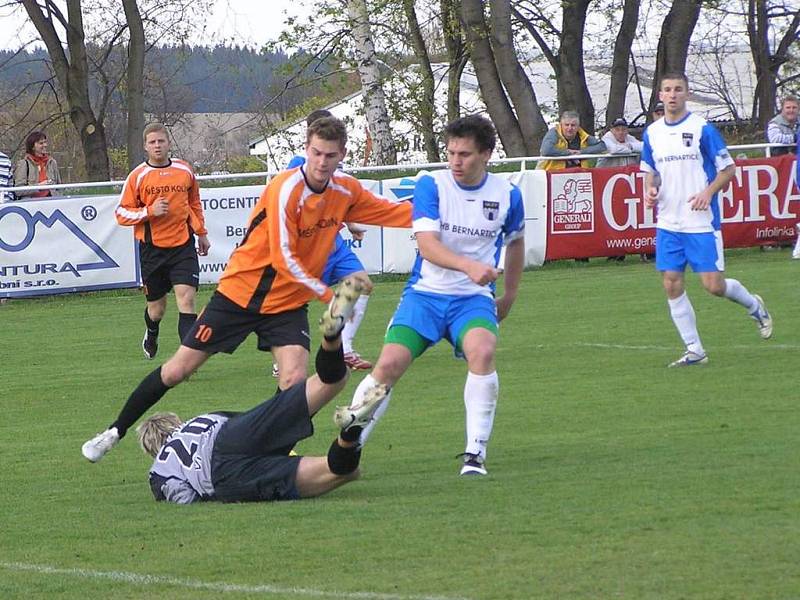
544, 154, 800, 260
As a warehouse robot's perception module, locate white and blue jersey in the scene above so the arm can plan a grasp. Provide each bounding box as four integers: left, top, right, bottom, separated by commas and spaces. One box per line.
640, 112, 734, 233
408, 170, 525, 298
148, 413, 229, 504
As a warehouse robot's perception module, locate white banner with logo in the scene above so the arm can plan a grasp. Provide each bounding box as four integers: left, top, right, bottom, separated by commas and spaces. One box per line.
197, 185, 264, 283
0, 195, 139, 298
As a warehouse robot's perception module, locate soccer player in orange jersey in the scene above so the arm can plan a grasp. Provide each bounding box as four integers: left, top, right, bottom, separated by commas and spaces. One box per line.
115, 123, 210, 360
83, 116, 411, 463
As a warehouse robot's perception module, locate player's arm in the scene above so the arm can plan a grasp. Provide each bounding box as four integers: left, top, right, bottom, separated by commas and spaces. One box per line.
344, 181, 413, 228
186, 171, 210, 255
690, 125, 736, 210
639, 130, 660, 208
114, 171, 163, 226
496, 237, 524, 321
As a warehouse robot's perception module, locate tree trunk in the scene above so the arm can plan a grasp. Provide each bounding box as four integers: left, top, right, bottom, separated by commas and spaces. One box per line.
21, 0, 110, 181
461, 0, 527, 156
123, 0, 145, 172
345, 0, 397, 166
558, 0, 595, 133
488, 0, 547, 152
403, 0, 439, 162
648, 0, 702, 116
747, 0, 800, 130
606, 0, 640, 125
441, 0, 467, 125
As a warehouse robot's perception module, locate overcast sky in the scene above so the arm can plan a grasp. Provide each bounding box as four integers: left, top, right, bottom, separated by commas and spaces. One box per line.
0, 0, 309, 51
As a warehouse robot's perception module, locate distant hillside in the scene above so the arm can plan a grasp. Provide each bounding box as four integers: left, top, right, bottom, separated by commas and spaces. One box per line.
0, 44, 329, 114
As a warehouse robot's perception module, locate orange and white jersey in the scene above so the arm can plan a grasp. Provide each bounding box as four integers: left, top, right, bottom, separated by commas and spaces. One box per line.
115, 159, 207, 248
217, 168, 412, 314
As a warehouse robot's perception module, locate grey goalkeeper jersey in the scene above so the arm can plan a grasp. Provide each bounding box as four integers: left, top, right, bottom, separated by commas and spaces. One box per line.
148, 413, 229, 504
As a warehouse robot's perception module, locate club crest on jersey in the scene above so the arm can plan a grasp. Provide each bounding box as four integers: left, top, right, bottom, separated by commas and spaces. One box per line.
482, 201, 499, 221
682, 133, 693, 147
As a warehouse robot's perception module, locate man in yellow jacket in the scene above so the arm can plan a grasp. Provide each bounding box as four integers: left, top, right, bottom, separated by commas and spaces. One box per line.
538, 110, 606, 171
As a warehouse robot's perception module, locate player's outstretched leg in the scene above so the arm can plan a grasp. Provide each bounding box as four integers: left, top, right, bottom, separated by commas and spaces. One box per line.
750, 294, 773, 339
319, 277, 364, 339
333, 382, 389, 433
142, 306, 160, 360
82, 427, 121, 462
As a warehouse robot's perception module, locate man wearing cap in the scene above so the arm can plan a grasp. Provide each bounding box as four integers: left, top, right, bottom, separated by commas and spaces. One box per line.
651, 102, 665, 122
597, 117, 643, 168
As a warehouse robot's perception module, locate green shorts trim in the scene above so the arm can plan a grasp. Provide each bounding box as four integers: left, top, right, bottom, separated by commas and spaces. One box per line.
385, 325, 429, 359
455, 318, 498, 354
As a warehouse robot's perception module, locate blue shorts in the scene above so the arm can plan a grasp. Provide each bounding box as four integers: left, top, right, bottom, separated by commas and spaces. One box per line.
388, 288, 497, 357
655, 229, 724, 273
321, 234, 365, 286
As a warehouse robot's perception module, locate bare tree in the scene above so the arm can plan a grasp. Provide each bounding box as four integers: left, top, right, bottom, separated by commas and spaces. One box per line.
403, 0, 439, 162
346, 0, 397, 165
513, 0, 596, 133
647, 0, 703, 114
20, 0, 111, 180
606, 0, 640, 125
122, 0, 144, 171
747, 0, 800, 129
462, 0, 548, 155
441, 0, 468, 124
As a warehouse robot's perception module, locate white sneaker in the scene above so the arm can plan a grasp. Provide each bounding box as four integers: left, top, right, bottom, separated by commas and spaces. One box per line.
271, 363, 279, 378
668, 351, 708, 368
792, 250, 800, 260
750, 294, 773, 339
459, 453, 488, 476
81, 427, 120, 462
319, 278, 363, 338
334, 383, 388, 432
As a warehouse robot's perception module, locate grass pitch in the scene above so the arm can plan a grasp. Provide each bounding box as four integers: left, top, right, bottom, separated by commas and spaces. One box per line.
1, 248, 798, 599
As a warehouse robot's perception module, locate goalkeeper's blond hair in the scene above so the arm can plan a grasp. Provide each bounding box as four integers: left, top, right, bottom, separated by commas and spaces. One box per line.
137, 412, 183, 457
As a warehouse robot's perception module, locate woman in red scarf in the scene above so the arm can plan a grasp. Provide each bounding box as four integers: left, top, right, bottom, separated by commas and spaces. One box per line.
13, 131, 61, 199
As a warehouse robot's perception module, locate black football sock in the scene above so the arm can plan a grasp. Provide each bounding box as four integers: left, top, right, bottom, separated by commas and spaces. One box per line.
178, 312, 197, 343
144, 307, 160, 336
327, 438, 361, 475
111, 367, 171, 438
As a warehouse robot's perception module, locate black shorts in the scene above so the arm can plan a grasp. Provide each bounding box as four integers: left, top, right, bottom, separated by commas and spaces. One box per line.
140, 238, 199, 301
183, 291, 310, 354
210, 382, 313, 502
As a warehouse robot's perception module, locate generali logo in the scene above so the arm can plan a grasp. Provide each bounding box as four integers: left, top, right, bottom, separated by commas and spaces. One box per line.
550, 173, 594, 234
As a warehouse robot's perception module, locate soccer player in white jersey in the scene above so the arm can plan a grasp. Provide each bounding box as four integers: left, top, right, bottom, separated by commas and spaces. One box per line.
640, 72, 773, 367
342, 114, 526, 476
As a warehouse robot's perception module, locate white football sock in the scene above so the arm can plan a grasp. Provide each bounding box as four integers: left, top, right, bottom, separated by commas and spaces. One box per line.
342, 295, 369, 355
351, 373, 391, 447
668, 293, 704, 355
723, 278, 759, 314
794, 223, 800, 255
464, 371, 499, 459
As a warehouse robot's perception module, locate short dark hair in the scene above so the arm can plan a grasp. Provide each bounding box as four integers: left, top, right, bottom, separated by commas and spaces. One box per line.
444, 114, 496, 153
306, 109, 333, 127
659, 72, 689, 89
25, 131, 47, 154
306, 116, 348, 149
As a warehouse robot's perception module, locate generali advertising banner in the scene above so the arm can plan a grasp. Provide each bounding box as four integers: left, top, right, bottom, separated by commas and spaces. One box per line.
545, 154, 800, 260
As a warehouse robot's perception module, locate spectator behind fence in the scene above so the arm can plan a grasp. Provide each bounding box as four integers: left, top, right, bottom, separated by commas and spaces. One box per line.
13, 131, 61, 198
538, 110, 606, 171
596, 118, 643, 168
766, 95, 798, 156
0, 149, 12, 203
651, 101, 665, 122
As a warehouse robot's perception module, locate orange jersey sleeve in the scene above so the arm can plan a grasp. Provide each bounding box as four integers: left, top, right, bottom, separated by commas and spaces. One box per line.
115, 159, 204, 247
337, 174, 413, 228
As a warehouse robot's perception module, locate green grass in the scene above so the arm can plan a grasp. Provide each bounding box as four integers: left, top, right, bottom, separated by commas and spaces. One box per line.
1, 248, 799, 599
